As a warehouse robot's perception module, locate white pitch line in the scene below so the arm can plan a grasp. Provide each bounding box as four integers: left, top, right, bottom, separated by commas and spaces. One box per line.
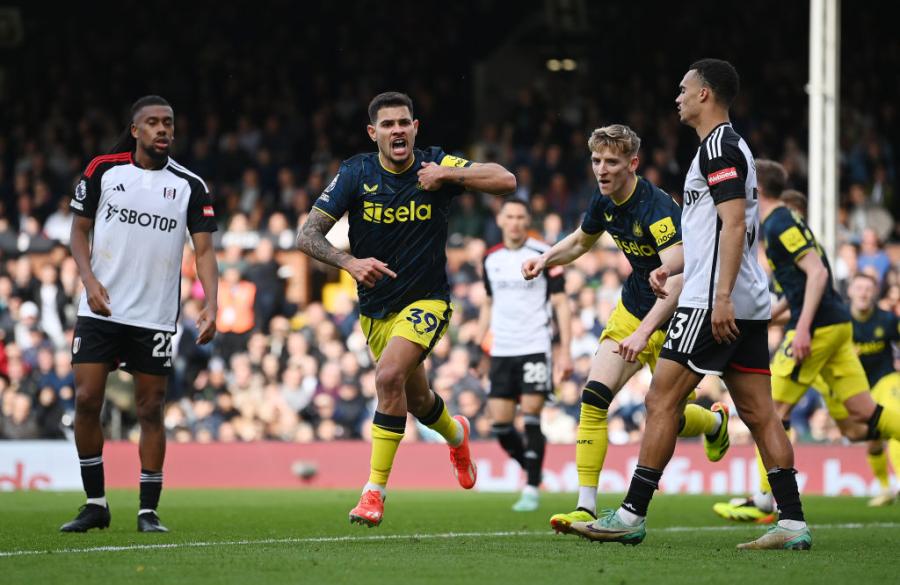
1, 522, 897, 559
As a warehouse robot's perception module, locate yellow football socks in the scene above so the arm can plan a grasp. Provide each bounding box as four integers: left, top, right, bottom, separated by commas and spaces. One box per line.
756, 447, 772, 493
417, 392, 462, 446
577, 381, 614, 487
368, 412, 406, 486
889, 440, 900, 484
678, 404, 719, 437
875, 405, 900, 441
867, 450, 890, 490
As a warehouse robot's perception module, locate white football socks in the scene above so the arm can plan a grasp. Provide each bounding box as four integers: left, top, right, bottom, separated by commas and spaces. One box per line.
708, 411, 724, 437
576, 486, 596, 513
363, 482, 386, 498
521, 485, 539, 498
615, 507, 643, 526
752, 491, 775, 513
777, 519, 807, 530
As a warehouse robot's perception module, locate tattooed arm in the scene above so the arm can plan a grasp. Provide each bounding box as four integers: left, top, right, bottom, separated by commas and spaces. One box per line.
296, 210, 349, 268
296, 209, 396, 288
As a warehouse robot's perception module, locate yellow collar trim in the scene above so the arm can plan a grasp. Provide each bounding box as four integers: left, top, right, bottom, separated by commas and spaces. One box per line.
852, 308, 874, 323
612, 174, 639, 206
379, 152, 416, 175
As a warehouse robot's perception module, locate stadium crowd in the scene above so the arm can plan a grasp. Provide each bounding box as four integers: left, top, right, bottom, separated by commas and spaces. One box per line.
1, 3, 898, 445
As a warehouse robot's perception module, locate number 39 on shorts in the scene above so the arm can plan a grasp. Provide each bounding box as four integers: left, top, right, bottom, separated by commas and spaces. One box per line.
406, 308, 439, 334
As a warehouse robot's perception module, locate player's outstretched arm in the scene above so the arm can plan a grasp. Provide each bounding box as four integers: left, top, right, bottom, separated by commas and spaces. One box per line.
70, 215, 111, 317
418, 161, 516, 195
296, 209, 396, 288
522, 228, 600, 280
617, 246, 684, 363
191, 231, 219, 345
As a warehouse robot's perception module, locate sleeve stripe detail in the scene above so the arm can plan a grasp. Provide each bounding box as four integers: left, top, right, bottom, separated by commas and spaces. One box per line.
658, 240, 683, 251
85, 152, 132, 178
165, 165, 209, 197
70, 206, 94, 218
484, 242, 505, 257
168, 159, 209, 193
714, 126, 726, 157
705, 126, 726, 159
312, 206, 337, 221
793, 248, 813, 262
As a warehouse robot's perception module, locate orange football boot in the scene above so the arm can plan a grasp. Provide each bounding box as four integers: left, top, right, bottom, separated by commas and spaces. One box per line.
349, 490, 385, 527
449, 415, 477, 489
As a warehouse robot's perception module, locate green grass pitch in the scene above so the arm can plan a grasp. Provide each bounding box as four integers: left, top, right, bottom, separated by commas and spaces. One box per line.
2, 490, 899, 584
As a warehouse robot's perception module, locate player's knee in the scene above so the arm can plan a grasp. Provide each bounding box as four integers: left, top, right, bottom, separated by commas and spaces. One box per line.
738, 406, 768, 430
645, 385, 679, 417
839, 421, 869, 442
520, 398, 543, 417
842, 427, 866, 442
644, 389, 666, 419
135, 397, 165, 426
374, 363, 406, 395
844, 404, 877, 427
581, 381, 614, 412
74, 389, 103, 417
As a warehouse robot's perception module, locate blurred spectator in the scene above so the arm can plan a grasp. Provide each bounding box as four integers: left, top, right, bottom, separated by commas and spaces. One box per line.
243, 239, 285, 332
456, 389, 487, 438
541, 404, 576, 444
281, 362, 314, 414
34, 386, 66, 439
216, 267, 256, 360
43, 198, 74, 244
449, 193, 487, 240
35, 263, 68, 348
848, 184, 894, 243
333, 382, 367, 438
857, 229, 891, 284
0, 392, 41, 439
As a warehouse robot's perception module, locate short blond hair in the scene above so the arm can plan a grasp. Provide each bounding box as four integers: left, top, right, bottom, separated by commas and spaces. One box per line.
588, 124, 641, 157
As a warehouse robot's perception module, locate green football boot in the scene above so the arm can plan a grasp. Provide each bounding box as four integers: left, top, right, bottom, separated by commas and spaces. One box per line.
570, 509, 646, 545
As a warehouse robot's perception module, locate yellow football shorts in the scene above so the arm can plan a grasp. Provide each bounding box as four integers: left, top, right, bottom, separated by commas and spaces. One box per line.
771, 322, 869, 410
599, 299, 666, 371
359, 299, 452, 361
823, 371, 900, 421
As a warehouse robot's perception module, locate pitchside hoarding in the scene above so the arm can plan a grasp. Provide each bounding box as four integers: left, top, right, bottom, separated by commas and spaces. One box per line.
0, 441, 892, 495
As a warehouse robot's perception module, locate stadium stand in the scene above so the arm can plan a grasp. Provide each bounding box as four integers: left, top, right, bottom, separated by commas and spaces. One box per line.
1, 1, 898, 446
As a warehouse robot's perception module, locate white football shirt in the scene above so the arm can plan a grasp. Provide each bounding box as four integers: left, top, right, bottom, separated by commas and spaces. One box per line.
483, 238, 565, 356
680, 124, 770, 320
70, 153, 217, 331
